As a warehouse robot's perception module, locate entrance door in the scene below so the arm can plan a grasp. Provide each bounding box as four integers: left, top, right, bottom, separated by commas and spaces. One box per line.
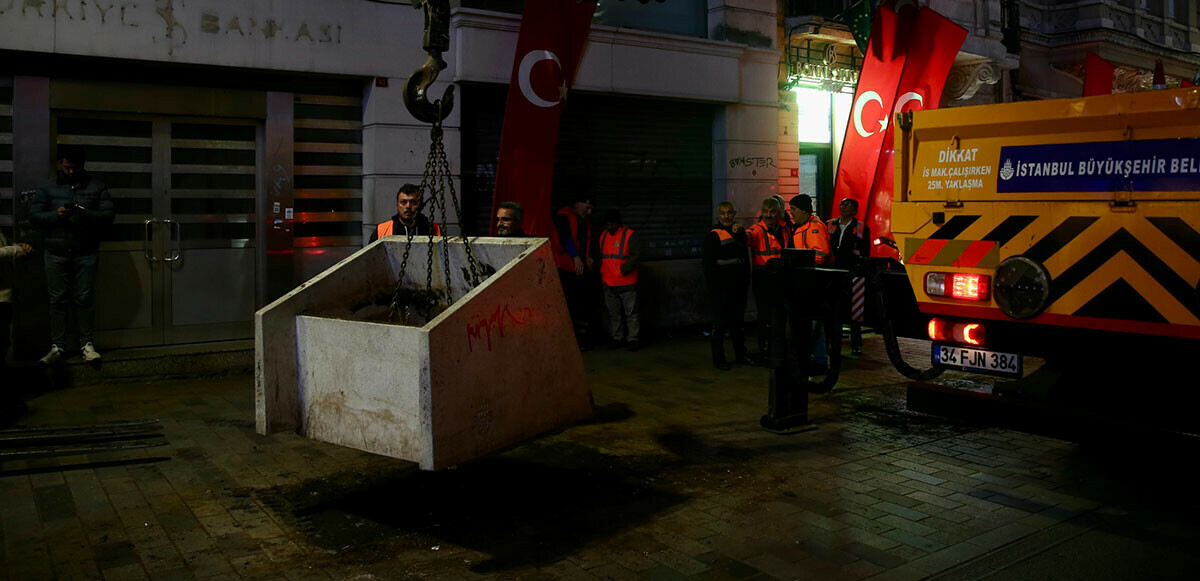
54, 114, 259, 349
798, 144, 833, 217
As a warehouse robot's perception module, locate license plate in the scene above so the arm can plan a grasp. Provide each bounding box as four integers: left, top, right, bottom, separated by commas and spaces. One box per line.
932, 344, 1022, 377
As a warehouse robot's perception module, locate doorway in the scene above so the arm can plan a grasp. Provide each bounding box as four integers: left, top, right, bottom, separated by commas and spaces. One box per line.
53, 114, 260, 349
798, 144, 833, 217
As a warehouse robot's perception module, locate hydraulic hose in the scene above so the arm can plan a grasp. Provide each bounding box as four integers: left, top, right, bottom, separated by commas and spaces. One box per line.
869, 261, 945, 382
808, 294, 844, 394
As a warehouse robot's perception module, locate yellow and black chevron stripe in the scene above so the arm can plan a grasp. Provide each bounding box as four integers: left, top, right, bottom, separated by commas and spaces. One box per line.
904, 204, 1200, 337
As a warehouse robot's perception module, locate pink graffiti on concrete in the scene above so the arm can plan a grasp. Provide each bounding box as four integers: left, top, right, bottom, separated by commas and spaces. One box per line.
466, 304, 532, 352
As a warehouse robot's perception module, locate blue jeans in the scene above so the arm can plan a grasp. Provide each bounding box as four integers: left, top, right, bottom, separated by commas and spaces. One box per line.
45, 252, 98, 348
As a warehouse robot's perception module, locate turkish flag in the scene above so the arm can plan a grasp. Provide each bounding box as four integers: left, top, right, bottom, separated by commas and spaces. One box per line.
831, 6, 913, 244
490, 0, 597, 237
864, 7, 967, 260
1083, 52, 1115, 96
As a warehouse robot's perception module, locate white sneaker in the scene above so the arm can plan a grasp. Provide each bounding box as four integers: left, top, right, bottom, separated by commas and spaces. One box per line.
81, 342, 101, 362
40, 345, 64, 365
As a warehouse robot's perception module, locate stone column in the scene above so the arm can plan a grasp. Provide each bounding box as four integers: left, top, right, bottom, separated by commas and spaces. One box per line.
708, 1, 780, 223
362, 79, 463, 241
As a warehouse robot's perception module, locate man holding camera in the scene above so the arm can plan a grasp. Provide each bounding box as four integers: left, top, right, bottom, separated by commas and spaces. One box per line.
29, 147, 115, 364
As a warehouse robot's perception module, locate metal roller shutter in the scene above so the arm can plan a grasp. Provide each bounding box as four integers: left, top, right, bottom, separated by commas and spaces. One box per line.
292, 94, 364, 249
462, 83, 714, 260
0, 80, 11, 234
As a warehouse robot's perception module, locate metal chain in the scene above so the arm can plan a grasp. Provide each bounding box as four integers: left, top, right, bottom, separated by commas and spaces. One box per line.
436, 136, 483, 287
420, 125, 439, 318
388, 102, 484, 323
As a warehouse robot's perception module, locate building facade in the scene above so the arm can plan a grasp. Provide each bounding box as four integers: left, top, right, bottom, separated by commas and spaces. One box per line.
0, 0, 781, 358
777, 0, 1020, 217
4, 0, 1197, 360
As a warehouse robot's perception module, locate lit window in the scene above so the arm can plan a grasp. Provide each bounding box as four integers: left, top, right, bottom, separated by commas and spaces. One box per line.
794, 88, 832, 144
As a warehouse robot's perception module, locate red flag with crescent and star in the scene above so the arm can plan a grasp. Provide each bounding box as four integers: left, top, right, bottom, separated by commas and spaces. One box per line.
490, 0, 597, 237
863, 7, 967, 260
831, 5, 914, 245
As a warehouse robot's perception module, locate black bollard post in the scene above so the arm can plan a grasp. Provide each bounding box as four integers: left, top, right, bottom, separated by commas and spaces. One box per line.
760, 257, 817, 434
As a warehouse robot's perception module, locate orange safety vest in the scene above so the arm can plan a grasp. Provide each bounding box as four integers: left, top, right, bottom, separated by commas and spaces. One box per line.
746, 220, 784, 268
376, 219, 441, 239
711, 228, 746, 266
551, 207, 590, 272
599, 226, 637, 286
793, 215, 831, 265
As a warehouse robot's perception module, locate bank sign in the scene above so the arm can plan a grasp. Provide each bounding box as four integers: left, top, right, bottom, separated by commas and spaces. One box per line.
996, 137, 1200, 193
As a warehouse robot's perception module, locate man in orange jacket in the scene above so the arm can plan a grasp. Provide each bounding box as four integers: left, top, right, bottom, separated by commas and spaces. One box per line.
745, 197, 789, 360
788, 194, 830, 264
789, 194, 831, 374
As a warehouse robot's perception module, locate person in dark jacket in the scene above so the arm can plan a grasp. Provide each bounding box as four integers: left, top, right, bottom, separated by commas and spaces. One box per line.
369, 183, 442, 242
828, 197, 871, 355
703, 201, 751, 370
29, 146, 115, 364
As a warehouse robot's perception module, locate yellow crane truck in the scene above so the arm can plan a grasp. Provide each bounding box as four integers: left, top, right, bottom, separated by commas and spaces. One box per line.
875, 87, 1200, 411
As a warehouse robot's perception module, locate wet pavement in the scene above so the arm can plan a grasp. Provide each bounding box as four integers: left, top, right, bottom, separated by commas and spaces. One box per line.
2, 333, 1198, 580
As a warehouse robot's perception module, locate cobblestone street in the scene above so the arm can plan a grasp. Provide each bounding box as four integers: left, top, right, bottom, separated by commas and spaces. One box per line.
2, 335, 1196, 580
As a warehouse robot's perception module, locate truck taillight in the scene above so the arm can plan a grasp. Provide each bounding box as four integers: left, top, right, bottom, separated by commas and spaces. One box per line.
925, 272, 991, 301
927, 318, 986, 346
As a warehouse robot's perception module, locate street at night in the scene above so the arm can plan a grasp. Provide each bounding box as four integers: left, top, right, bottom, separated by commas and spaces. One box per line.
3, 336, 1197, 580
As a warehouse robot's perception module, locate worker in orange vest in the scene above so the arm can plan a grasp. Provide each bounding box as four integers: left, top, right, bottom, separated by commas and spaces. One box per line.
744, 197, 789, 360
598, 210, 641, 351
369, 183, 442, 242
703, 201, 750, 370
551, 196, 595, 347
789, 194, 832, 374
789, 194, 830, 264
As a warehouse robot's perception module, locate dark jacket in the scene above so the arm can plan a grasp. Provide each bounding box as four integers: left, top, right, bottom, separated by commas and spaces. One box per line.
369, 213, 440, 242
28, 173, 115, 256
828, 217, 870, 270
703, 222, 749, 285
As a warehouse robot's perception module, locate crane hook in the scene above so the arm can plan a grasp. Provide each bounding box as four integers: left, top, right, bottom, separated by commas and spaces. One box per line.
403, 0, 455, 124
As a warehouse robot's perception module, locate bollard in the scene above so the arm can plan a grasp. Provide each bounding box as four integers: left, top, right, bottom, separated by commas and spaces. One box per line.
760, 250, 849, 434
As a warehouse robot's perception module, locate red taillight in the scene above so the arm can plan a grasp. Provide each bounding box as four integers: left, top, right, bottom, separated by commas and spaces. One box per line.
959, 323, 985, 346
925, 272, 991, 301
951, 274, 988, 301
927, 318, 986, 346
928, 318, 948, 342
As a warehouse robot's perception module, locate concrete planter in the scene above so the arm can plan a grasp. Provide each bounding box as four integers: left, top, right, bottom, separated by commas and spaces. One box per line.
255, 237, 592, 470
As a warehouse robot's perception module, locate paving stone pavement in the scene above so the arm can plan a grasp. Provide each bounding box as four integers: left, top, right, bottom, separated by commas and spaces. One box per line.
2, 334, 1197, 580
